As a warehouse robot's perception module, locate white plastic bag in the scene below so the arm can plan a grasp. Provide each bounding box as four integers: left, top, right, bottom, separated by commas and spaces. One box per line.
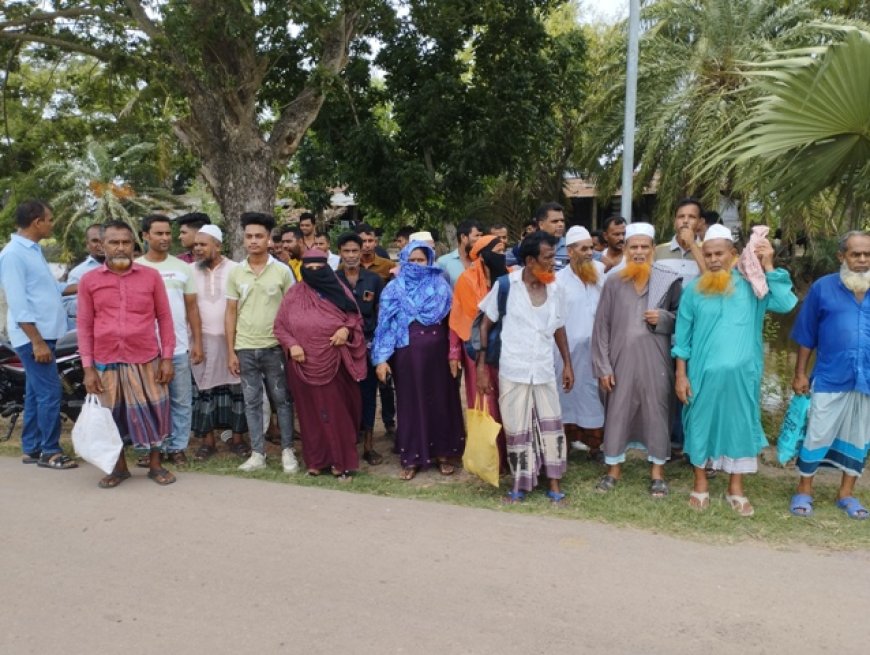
71, 394, 123, 474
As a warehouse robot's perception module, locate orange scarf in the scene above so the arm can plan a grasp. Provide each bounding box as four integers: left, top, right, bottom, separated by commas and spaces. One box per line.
448, 235, 499, 342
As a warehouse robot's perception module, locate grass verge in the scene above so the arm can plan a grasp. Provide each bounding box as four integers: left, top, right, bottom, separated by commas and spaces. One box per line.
3, 435, 868, 551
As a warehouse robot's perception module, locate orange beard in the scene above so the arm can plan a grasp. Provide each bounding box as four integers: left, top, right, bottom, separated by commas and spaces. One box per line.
530, 262, 556, 284
572, 260, 599, 285
619, 261, 651, 288
697, 270, 733, 295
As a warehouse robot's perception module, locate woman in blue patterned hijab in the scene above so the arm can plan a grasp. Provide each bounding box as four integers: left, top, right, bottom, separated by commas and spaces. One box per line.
371, 240, 465, 480
371, 241, 453, 365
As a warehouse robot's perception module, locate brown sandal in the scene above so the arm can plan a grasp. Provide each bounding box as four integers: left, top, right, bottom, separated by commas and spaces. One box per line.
98, 471, 131, 489
147, 467, 176, 485
399, 466, 418, 481
437, 460, 455, 476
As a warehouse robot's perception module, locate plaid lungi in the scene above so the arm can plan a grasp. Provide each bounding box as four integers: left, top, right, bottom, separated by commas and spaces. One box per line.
95, 359, 170, 452
191, 383, 247, 436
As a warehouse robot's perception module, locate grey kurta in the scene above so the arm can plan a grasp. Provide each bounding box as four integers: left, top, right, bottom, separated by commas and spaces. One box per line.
591, 274, 680, 463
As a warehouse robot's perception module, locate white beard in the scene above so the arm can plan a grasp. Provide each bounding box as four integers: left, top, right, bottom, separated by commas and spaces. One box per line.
841, 264, 870, 293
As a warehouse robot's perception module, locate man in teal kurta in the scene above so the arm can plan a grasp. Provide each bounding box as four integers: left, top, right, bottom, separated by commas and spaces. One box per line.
672, 225, 796, 516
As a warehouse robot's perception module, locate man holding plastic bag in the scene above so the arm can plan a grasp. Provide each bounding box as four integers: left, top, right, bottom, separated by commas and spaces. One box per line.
76, 220, 177, 488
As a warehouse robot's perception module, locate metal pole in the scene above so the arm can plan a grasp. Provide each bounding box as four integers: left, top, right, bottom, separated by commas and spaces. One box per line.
621, 0, 641, 223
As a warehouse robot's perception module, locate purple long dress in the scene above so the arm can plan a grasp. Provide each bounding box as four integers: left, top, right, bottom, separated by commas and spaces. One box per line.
392, 320, 465, 469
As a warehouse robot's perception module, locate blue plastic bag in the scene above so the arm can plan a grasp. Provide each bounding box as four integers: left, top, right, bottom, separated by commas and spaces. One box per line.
777, 394, 811, 464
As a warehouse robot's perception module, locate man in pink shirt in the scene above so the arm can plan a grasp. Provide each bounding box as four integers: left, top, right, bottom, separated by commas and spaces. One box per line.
77, 220, 177, 488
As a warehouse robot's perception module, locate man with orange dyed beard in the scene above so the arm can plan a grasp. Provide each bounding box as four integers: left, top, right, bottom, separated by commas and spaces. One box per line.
555, 226, 606, 460
672, 225, 796, 516
591, 222, 681, 498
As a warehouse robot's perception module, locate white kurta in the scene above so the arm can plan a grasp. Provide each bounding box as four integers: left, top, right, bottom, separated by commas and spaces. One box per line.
554, 262, 605, 428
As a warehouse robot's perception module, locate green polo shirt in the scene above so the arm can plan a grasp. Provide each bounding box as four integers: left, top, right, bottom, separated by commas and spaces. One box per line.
226, 257, 294, 350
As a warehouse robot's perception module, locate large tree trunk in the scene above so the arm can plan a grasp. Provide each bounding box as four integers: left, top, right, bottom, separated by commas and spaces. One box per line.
207, 151, 278, 260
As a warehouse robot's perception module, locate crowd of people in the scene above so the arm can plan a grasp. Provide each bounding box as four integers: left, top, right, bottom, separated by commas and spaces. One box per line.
1, 198, 868, 519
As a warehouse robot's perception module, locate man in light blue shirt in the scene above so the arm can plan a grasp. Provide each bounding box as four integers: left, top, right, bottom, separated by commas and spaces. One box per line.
0, 200, 77, 468
436, 219, 483, 287
63, 222, 104, 325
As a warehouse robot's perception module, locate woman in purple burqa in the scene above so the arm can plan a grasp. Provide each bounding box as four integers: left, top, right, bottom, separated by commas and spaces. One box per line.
274, 249, 368, 479
371, 242, 465, 480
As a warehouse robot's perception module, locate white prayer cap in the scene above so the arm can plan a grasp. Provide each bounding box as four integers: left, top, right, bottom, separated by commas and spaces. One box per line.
625, 222, 655, 242
703, 224, 733, 243
565, 225, 592, 246
198, 224, 223, 243
410, 231, 434, 243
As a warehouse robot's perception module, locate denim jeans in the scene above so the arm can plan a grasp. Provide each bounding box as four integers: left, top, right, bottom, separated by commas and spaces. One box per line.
163, 352, 193, 452
237, 347, 294, 455
14, 340, 61, 456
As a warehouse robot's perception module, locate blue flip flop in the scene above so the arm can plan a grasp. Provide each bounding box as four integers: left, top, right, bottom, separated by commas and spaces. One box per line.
789, 493, 814, 517
546, 490, 567, 504
836, 496, 869, 520
503, 490, 525, 504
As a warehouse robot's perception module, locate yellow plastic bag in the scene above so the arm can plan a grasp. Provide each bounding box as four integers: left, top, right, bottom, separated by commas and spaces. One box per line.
462, 398, 501, 488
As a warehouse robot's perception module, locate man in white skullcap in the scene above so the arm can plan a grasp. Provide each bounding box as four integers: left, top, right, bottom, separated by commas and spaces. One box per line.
555, 226, 606, 460
591, 222, 682, 497
672, 224, 795, 516
188, 224, 252, 461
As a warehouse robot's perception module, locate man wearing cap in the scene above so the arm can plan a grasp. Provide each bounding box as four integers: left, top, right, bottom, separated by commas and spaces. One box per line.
673, 225, 795, 515
556, 226, 606, 460
188, 225, 251, 461
591, 222, 681, 497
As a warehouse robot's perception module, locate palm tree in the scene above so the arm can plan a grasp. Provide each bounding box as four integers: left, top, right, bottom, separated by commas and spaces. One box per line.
37, 138, 181, 251
578, 0, 819, 229
705, 26, 870, 233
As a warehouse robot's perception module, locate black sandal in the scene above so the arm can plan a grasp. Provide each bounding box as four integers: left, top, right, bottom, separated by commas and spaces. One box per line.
37, 453, 78, 470
194, 445, 217, 462
147, 467, 176, 485
229, 441, 251, 458
650, 478, 669, 499
22, 451, 41, 464
362, 449, 383, 465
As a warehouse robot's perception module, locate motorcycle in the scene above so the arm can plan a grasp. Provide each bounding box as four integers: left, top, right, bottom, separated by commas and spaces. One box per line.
0, 330, 86, 441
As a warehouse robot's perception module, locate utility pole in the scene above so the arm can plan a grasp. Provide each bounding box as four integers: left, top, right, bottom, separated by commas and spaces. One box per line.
620, 0, 641, 223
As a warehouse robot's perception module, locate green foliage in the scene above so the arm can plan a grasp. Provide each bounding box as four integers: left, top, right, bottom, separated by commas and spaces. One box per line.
579, 0, 821, 230
296, 0, 588, 227
706, 27, 870, 232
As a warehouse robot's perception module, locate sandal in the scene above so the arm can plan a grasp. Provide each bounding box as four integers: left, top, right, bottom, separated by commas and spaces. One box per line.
835, 496, 869, 520
98, 471, 131, 489
22, 451, 41, 464
229, 441, 252, 458
136, 454, 160, 468
689, 491, 710, 510
789, 493, 814, 517
167, 450, 189, 467
725, 494, 754, 517
689, 491, 710, 512
331, 467, 353, 482
362, 449, 383, 465
546, 490, 567, 505
37, 453, 78, 470
595, 474, 618, 493
399, 466, 418, 481
147, 467, 176, 486
650, 478, 669, 499
437, 460, 455, 476
503, 490, 525, 504
194, 445, 217, 462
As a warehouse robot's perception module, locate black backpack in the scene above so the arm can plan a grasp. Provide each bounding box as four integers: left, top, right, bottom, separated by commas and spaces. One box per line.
465, 274, 511, 366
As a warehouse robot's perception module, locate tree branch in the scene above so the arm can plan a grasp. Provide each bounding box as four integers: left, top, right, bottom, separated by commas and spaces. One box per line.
0, 7, 117, 30
0, 31, 108, 60
268, 9, 360, 161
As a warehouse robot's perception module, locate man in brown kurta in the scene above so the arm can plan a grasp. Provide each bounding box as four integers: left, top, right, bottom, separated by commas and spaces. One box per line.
591, 222, 681, 498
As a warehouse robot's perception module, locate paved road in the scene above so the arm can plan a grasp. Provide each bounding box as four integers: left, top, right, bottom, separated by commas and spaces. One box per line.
2, 458, 868, 654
